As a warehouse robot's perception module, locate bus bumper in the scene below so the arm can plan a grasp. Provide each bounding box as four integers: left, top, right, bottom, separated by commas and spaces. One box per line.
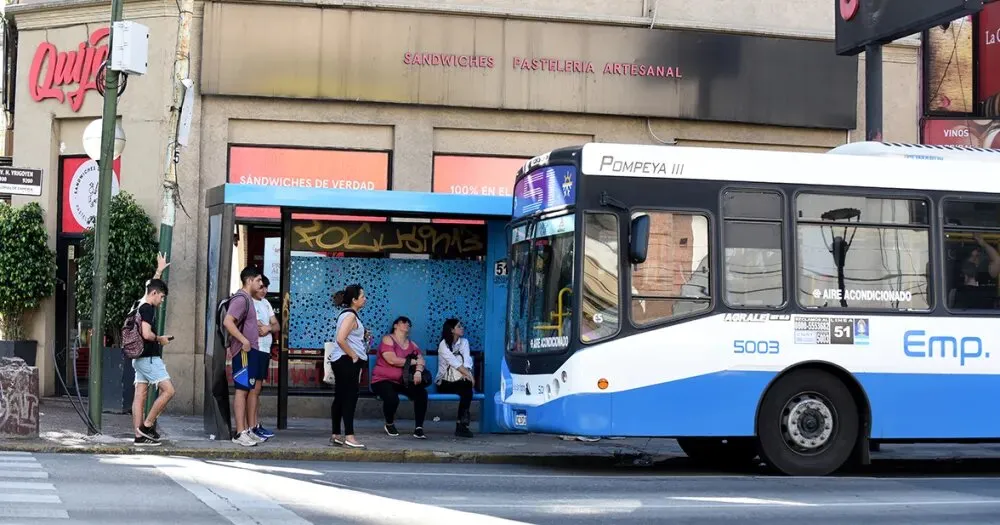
493, 391, 612, 437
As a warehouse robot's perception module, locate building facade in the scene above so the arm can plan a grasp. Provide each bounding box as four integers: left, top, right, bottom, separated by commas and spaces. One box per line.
5, 0, 920, 415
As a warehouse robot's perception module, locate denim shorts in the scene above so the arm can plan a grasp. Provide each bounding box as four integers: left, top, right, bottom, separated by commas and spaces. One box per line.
133, 356, 170, 385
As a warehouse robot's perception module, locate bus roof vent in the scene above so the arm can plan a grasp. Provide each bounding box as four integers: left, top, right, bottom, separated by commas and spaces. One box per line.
828, 141, 1000, 161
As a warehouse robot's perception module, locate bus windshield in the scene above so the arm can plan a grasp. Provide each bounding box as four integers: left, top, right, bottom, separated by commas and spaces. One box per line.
507, 214, 575, 354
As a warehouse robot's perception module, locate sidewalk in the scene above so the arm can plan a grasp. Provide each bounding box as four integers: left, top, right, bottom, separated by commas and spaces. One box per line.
4, 397, 1000, 471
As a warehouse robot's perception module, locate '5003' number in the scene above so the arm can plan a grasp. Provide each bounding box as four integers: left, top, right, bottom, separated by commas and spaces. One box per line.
733, 340, 779, 354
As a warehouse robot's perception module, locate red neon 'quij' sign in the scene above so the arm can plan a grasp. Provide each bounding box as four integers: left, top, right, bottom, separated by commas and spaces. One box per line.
29, 28, 110, 112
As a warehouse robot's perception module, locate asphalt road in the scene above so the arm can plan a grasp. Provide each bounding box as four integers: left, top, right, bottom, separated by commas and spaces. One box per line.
6, 451, 1000, 524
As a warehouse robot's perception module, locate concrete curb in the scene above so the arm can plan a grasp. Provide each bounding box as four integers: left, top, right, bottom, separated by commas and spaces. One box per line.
0, 440, 660, 467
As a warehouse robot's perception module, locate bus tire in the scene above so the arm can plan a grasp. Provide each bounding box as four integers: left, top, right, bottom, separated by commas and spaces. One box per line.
756, 369, 859, 476
677, 437, 758, 467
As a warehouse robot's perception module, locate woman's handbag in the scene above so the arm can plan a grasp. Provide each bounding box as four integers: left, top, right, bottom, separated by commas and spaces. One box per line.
401, 354, 431, 388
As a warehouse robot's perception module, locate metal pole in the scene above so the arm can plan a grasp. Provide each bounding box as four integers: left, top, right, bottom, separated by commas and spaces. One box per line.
88, 0, 125, 432
865, 44, 883, 142
147, 0, 195, 418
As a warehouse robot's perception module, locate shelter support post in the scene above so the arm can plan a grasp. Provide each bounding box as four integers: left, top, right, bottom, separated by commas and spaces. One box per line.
203, 204, 235, 439
482, 219, 509, 433
277, 210, 291, 430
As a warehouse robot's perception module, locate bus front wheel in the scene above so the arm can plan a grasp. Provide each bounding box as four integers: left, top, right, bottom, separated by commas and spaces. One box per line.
676, 437, 759, 468
756, 369, 859, 476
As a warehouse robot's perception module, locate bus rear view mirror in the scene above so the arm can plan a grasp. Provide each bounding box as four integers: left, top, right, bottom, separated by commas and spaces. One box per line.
629, 214, 651, 265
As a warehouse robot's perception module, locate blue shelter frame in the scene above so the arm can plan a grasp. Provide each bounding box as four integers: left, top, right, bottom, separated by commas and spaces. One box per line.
203, 183, 512, 438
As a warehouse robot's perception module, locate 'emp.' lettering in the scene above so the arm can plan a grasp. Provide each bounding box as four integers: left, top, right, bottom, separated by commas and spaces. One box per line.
903, 330, 990, 366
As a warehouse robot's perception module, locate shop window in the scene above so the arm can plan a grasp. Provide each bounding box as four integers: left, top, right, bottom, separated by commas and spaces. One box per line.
943, 199, 1000, 311
796, 193, 931, 311
581, 213, 619, 343
723, 190, 785, 308
630, 211, 710, 325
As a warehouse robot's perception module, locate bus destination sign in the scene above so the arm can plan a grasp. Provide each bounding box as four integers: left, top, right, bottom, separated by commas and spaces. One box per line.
513, 165, 577, 219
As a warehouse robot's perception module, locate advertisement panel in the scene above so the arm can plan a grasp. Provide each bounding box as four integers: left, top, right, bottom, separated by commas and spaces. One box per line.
432, 155, 526, 225
925, 16, 975, 114
227, 146, 390, 221
979, 2, 1000, 116
60, 156, 121, 234
921, 118, 1000, 147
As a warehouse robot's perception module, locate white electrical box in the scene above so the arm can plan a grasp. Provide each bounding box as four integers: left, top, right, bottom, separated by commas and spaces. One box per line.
111, 21, 149, 75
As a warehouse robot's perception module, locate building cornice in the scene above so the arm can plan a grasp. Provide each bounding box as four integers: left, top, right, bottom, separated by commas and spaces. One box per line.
6, 0, 919, 48
203, 0, 920, 47
7, 0, 204, 30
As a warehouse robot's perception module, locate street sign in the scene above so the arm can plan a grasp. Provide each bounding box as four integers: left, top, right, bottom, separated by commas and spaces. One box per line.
0, 167, 43, 197
835, 0, 985, 56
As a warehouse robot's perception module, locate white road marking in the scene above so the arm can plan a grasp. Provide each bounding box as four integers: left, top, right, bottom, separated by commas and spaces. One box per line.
0, 456, 39, 462
0, 493, 62, 504
439, 498, 1000, 511
317, 467, 1000, 483
104, 455, 526, 524
0, 461, 44, 469
0, 507, 68, 519
672, 496, 812, 506
0, 470, 47, 479
0, 451, 31, 456
0, 481, 54, 491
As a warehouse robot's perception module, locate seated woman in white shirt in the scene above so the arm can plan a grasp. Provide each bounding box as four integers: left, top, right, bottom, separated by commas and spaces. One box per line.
436, 318, 475, 438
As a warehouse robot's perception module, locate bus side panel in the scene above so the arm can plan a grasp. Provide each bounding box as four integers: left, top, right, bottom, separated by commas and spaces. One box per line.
858, 373, 1000, 439
609, 371, 773, 437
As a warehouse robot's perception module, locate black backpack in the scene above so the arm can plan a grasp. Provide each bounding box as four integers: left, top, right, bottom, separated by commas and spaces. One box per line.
216, 293, 251, 349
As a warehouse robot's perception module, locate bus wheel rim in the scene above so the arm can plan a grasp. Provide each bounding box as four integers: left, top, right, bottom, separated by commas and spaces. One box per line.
781, 393, 835, 452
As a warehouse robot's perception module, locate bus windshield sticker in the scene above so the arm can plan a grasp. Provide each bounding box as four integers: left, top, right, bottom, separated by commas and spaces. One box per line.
813, 288, 913, 303
793, 316, 869, 346
513, 165, 577, 219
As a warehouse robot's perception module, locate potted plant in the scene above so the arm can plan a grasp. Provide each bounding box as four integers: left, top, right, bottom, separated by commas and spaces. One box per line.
0, 201, 58, 366
75, 192, 158, 412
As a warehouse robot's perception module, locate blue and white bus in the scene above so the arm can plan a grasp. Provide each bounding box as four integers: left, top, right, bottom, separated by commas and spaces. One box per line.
496, 142, 1000, 476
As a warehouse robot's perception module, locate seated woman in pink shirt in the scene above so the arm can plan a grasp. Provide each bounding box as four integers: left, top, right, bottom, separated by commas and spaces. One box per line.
370, 316, 429, 439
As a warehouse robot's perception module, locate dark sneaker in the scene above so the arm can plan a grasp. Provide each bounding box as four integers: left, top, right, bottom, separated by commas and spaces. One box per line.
413, 427, 426, 439
134, 435, 161, 447
149, 423, 160, 440
137, 424, 160, 442
455, 424, 474, 438
384, 423, 399, 437
254, 425, 275, 439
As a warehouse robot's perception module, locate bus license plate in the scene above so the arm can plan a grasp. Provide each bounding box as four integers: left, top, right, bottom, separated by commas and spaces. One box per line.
514, 412, 527, 427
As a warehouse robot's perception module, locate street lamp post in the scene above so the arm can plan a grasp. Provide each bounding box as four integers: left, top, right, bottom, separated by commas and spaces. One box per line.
87, 0, 126, 433
820, 208, 861, 309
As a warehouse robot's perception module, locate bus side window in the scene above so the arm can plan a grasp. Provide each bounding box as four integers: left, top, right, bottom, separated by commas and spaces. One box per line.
629, 211, 711, 325
795, 193, 931, 311
722, 190, 785, 308
942, 200, 1000, 312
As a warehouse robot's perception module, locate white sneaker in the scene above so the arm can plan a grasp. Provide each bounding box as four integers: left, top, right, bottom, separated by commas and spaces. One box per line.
247, 429, 266, 444
232, 430, 258, 447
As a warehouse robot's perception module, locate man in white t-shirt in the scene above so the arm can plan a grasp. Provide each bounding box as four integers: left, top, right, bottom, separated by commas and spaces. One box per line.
249, 275, 279, 441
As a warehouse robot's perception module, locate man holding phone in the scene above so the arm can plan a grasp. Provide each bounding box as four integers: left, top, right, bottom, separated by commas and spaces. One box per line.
133, 254, 176, 446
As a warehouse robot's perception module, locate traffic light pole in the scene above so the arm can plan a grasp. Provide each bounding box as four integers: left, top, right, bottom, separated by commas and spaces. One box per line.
864, 43, 883, 142
87, 0, 125, 433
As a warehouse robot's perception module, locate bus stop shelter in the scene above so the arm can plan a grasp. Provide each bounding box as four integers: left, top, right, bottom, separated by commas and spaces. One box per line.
203, 183, 513, 439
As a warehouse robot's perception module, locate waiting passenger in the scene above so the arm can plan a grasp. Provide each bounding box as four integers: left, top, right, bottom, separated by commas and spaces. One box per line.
329, 284, 370, 449
371, 316, 429, 439
436, 318, 475, 438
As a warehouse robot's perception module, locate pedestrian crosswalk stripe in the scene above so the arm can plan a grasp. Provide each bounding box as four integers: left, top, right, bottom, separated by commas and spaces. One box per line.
0, 456, 38, 462
0, 470, 48, 479
0, 493, 61, 504
0, 451, 31, 455
0, 461, 44, 469
0, 481, 54, 490
0, 507, 69, 519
